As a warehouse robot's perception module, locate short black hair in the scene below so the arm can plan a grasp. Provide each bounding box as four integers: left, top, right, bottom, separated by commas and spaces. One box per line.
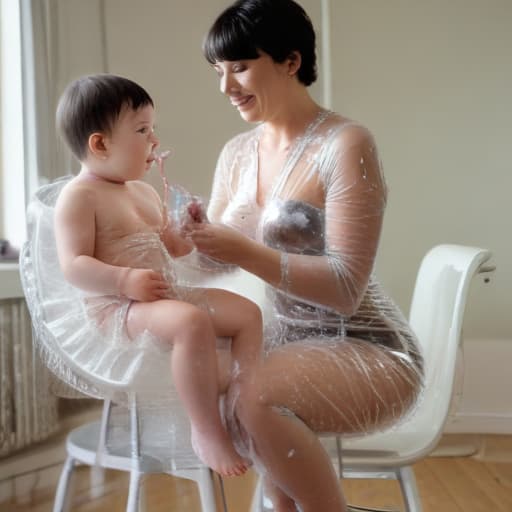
203, 0, 317, 86
56, 74, 154, 161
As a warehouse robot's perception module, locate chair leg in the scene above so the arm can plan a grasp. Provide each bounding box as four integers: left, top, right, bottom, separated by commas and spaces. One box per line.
397, 466, 422, 512
126, 470, 142, 512
53, 456, 75, 512
249, 475, 264, 512
197, 467, 218, 512
216, 472, 229, 512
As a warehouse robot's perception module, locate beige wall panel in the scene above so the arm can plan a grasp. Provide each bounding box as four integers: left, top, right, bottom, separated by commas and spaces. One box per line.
329, 0, 510, 340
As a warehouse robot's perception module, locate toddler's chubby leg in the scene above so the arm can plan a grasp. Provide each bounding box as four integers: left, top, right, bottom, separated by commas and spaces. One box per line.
126, 299, 248, 476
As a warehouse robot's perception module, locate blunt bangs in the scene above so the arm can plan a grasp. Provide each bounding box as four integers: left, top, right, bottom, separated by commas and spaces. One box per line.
203, 11, 260, 64
203, 0, 317, 86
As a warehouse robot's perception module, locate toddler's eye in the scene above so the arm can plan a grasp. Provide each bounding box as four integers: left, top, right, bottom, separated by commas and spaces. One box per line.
137, 127, 148, 134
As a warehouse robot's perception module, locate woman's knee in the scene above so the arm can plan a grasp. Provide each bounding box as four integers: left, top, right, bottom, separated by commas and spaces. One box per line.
233, 369, 272, 427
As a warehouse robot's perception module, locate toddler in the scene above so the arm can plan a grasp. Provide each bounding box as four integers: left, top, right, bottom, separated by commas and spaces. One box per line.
54, 74, 262, 476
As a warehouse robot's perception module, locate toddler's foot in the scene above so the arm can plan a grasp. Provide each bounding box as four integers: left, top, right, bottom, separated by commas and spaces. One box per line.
191, 427, 249, 477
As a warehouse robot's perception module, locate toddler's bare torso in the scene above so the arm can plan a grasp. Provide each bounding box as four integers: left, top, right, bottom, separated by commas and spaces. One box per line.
81, 179, 165, 266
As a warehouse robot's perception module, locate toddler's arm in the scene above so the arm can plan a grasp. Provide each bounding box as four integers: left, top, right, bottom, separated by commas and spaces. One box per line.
161, 220, 194, 258
55, 184, 168, 301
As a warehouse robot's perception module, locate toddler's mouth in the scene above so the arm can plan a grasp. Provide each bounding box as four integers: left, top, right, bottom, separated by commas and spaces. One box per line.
154, 150, 171, 162
147, 150, 171, 165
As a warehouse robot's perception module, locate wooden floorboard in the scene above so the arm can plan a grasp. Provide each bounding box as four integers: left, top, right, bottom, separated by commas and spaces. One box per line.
2, 436, 512, 511
424, 457, 503, 512
412, 460, 465, 512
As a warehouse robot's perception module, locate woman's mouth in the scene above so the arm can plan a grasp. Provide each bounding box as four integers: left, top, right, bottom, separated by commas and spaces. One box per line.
231, 95, 255, 109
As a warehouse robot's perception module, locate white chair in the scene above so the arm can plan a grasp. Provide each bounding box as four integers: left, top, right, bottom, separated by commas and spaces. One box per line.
251, 244, 494, 512
19, 179, 228, 512
51, 396, 226, 512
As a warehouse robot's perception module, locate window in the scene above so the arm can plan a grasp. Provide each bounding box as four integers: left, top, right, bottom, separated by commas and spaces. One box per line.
1, 0, 26, 248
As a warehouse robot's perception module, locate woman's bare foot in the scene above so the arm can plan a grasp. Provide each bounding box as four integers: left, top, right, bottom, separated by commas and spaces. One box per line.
191, 427, 249, 476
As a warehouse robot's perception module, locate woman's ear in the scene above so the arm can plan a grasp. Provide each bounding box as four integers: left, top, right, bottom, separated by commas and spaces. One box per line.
88, 132, 109, 160
287, 51, 302, 77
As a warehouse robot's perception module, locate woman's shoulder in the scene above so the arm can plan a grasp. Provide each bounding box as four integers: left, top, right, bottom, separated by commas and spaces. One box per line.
325, 113, 376, 148
221, 125, 260, 155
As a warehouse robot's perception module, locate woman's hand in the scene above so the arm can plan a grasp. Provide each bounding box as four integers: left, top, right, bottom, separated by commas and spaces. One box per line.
185, 222, 252, 265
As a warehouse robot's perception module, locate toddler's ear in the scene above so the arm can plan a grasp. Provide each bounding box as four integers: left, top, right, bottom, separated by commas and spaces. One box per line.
88, 132, 108, 160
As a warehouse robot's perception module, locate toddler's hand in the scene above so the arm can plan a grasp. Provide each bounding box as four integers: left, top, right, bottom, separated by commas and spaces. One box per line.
120, 268, 169, 302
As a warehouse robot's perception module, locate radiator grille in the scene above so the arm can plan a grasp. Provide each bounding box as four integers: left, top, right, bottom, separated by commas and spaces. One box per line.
0, 298, 59, 457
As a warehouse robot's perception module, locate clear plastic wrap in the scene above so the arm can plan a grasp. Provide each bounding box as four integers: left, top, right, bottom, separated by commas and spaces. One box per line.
207, 111, 424, 448
20, 174, 235, 470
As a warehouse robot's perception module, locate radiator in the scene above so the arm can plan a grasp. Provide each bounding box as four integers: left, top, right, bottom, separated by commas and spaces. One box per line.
0, 298, 59, 457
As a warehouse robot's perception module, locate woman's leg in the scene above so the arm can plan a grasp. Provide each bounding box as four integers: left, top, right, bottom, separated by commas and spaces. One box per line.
126, 299, 247, 476
203, 289, 263, 378
234, 339, 421, 512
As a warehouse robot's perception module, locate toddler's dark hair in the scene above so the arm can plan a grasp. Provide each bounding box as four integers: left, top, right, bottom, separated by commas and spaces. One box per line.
56, 74, 153, 160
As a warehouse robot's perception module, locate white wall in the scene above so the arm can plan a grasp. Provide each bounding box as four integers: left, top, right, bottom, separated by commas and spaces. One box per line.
0, 15, 3, 239
329, 0, 510, 343
3, 0, 508, 429
98, 0, 510, 346
102, 0, 323, 196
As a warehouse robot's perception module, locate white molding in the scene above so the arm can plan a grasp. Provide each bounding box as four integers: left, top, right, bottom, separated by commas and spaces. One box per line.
320, 0, 333, 109
446, 413, 512, 435
0, 263, 23, 299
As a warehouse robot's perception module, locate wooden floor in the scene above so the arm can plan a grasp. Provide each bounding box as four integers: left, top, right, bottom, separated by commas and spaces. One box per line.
3, 444, 512, 512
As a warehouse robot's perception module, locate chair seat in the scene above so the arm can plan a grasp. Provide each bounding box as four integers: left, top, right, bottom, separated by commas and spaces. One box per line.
67, 417, 211, 473
321, 418, 442, 468
67, 421, 167, 474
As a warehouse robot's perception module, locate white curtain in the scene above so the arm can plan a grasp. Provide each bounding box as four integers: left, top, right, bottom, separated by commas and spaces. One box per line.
20, 0, 108, 198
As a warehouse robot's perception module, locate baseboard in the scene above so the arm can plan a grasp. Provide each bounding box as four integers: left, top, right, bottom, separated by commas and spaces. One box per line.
446, 413, 512, 435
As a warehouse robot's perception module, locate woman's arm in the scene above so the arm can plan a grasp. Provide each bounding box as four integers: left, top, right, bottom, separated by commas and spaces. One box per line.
192, 125, 385, 316
207, 142, 233, 223
281, 125, 385, 314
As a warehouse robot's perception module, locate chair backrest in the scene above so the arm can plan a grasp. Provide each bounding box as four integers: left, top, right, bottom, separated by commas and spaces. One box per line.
20, 177, 99, 397
20, 178, 150, 396
407, 244, 492, 451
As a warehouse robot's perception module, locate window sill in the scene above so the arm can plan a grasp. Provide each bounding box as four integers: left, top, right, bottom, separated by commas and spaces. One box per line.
0, 262, 23, 299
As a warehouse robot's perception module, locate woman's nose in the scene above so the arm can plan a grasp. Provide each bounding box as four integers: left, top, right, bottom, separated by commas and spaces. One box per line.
220, 73, 237, 95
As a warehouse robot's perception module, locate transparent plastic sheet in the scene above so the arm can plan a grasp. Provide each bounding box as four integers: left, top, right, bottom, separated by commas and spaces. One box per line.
21, 172, 237, 470
207, 111, 425, 469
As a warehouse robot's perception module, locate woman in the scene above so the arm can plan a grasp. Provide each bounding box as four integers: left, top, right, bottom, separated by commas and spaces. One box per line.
187, 1, 424, 510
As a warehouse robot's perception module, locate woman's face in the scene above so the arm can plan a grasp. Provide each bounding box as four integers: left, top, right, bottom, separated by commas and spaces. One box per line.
213, 52, 291, 123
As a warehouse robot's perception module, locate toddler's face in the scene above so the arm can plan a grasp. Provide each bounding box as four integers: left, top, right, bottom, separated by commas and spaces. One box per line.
106, 104, 160, 181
